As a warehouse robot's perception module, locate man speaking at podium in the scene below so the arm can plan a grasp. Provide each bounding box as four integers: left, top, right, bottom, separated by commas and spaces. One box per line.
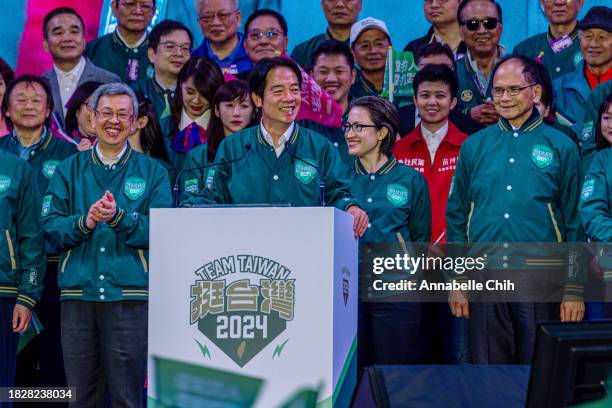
182, 57, 369, 237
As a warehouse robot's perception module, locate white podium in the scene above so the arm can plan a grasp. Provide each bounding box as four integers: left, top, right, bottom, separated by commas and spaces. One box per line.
148, 207, 358, 407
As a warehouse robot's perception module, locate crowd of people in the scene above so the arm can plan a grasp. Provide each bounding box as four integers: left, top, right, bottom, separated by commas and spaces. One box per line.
0, 0, 611, 406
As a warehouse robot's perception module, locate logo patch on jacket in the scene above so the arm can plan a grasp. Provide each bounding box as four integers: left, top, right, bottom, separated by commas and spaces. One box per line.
582, 121, 593, 141
0, 175, 11, 193
124, 177, 146, 200
184, 178, 198, 193
205, 169, 216, 189
531, 144, 554, 168
573, 52, 583, 66
41, 195, 52, 216
386, 184, 409, 206
294, 161, 317, 184
581, 179, 595, 201
42, 160, 60, 179
460, 89, 473, 103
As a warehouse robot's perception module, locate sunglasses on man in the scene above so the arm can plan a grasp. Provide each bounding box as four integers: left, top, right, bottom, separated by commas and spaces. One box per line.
461, 17, 500, 31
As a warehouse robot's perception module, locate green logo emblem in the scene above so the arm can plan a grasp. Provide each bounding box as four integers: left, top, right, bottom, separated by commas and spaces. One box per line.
184, 178, 199, 193
581, 179, 595, 201
574, 51, 583, 66
41, 195, 52, 217
0, 175, 11, 194
124, 177, 146, 200
386, 183, 409, 206
205, 168, 216, 190
42, 160, 60, 180
531, 144, 554, 168
582, 121, 594, 141
460, 89, 473, 103
294, 161, 317, 184
190, 255, 296, 367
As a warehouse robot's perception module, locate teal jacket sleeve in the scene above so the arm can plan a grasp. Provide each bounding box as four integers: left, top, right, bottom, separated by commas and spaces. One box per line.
178, 145, 208, 205
445, 142, 472, 243
16, 164, 45, 310
321, 141, 361, 211
199, 140, 232, 205
559, 143, 586, 243
409, 173, 432, 243
109, 163, 172, 248
580, 152, 612, 242
42, 163, 95, 251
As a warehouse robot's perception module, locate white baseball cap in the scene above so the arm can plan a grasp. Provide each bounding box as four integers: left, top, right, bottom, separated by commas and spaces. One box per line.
350, 17, 391, 48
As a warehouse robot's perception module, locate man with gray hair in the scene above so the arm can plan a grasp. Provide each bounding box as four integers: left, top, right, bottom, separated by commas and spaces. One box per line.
42, 82, 171, 406
192, 0, 252, 75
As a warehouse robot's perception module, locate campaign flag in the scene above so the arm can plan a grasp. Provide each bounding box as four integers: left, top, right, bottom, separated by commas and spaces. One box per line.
381, 47, 420, 103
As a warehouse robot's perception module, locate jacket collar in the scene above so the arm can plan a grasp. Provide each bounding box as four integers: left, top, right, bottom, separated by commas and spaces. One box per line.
546, 25, 579, 43
10, 126, 51, 152
256, 122, 299, 147
354, 156, 397, 175
90, 143, 133, 166
498, 108, 543, 132
404, 121, 465, 147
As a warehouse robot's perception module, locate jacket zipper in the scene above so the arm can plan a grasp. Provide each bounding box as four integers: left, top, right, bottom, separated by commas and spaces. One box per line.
5, 230, 16, 270
61, 250, 72, 273
138, 249, 148, 273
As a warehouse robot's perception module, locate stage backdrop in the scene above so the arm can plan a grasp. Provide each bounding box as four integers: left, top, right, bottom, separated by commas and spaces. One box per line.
1, 0, 609, 79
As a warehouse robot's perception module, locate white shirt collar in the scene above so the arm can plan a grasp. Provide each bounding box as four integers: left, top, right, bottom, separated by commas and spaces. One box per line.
421, 122, 449, 162
95, 143, 128, 166
116, 30, 147, 49
260, 121, 295, 158
179, 109, 211, 131
53, 56, 86, 78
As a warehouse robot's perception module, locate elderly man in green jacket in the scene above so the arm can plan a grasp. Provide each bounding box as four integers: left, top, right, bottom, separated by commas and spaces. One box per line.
0, 149, 44, 392
182, 57, 369, 237
43, 83, 171, 407
446, 56, 586, 364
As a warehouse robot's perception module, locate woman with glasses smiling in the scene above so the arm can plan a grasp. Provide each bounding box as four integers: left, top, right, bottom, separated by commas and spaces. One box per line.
344, 96, 431, 368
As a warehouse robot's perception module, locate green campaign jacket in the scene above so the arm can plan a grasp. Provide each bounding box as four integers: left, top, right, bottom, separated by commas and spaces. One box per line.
184, 124, 360, 210
350, 157, 431, 244
513, 29, 583, 80
0, 150, 45, 310
290, 31, 350, 68
0, 129, 77, 197
581, 81, 612, 174
446, 110, 585, 294
42, 146, 171, 302
178, 142, 210, 205
455, 55, 493, 117
298, 119, 352, 169
85, 31, 152, 83
131, 77, 174, 121
350, 69, 380, 99
580, 148, 612, 243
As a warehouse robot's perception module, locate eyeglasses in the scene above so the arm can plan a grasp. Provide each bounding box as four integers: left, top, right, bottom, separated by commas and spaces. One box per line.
461, 17, 499, 31
491, 84, 537, 98
117, 0, 155, 13
247, 30, 283, 42
198, 10, 237, 24
95, 109, 134, 122
342, 122, 379, 133
159, 41, 191, 54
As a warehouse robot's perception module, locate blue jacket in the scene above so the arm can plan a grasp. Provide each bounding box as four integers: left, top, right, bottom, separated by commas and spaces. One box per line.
553, 62, 591, 132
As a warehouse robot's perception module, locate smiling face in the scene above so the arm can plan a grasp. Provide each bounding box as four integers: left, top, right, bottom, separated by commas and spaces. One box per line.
580, 28, 612, 71
312, 53, 356, 108
492, 59, 541, 125
601, 103, 612, 145
322, 0, 362, 27
244, 15, 288, 63
540, 0, 583, 25
345, 106, 385, 158
92, 94, 136, 150
352, 29, 389, 73
7, 82, 51, 131
43, 13, 85, 64
414, 80, 457, 128
149, 29, 192, 78
459, 0, 502, 58
77, 97, 96, 138
252, 66, 301, 129
181, 76, 210, 119
215, 96, 254, 135
197, 0, 241, 45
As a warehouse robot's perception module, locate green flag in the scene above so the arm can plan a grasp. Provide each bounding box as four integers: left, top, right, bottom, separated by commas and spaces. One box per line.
381, 47, 420, 103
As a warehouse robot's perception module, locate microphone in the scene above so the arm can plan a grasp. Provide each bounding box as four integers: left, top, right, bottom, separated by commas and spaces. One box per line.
284, 141, 326, 207
172, 143, 252, 207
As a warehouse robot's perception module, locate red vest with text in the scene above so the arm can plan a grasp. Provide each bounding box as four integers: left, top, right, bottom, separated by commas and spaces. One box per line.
394, 122, 468, 243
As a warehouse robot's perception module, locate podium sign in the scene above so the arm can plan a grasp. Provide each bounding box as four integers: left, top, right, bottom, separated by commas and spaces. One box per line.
148, 207, 358, 407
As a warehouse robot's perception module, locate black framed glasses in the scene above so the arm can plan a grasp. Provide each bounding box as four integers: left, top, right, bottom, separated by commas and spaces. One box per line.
491, 84, 537, 98
342, 122, 379, 133
461, 17, 499, 31
95, 109, 134, 122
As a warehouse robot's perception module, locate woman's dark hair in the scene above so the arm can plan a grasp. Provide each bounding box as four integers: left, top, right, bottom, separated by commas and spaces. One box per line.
64, 81, 102, 135
595, 93, 612, 151
1, 75, 54, 131
0, 58, 15, 86
348, 96, 400, 157
135, 91, 169, 162
207, 80, 257, 162
169, 56, 224, 137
